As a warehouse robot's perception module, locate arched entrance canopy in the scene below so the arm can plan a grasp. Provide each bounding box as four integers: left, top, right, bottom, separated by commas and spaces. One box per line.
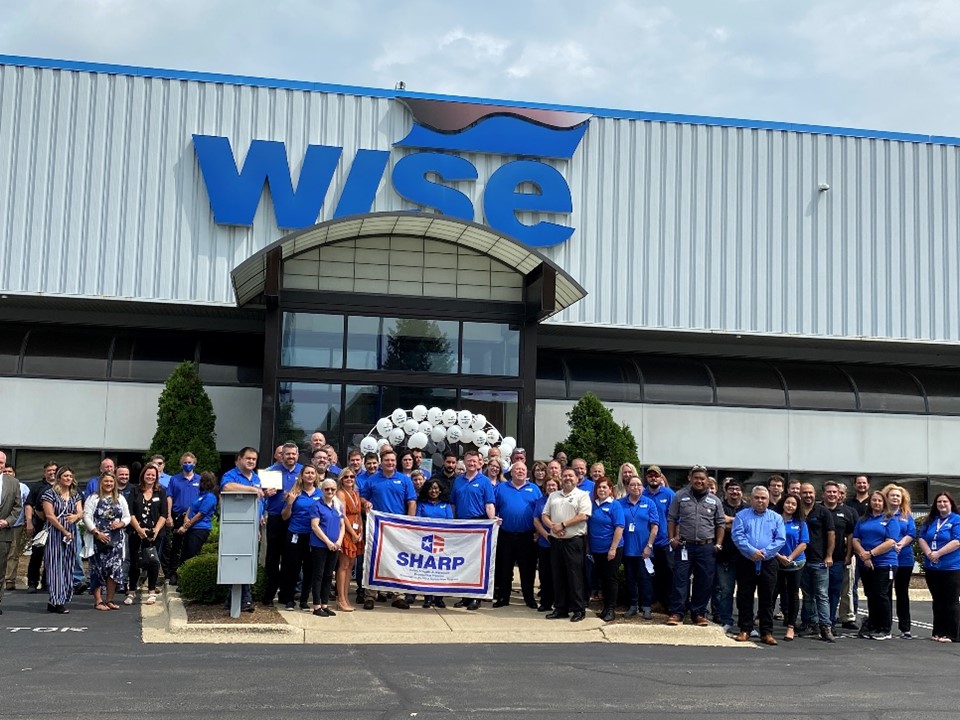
231, 212, 586, 319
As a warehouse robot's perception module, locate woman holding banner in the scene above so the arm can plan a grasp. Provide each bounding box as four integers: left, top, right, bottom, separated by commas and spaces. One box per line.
417, 479, 454, 608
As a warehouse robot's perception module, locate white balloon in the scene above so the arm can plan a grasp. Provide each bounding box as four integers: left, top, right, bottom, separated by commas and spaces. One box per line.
412, 404, 428, 422
430, 426, 448, 443
391, 408, 408, 426
360, 436, 378, 455
457, 410, 473, 428
459, 428, 474, 444
473, 432, 487, 446
418, 421, 433, 434
402, 419, 419, 436
388, 428, 405, 446
442, 409, 457, 427
501, 436, 516, 451
485, 428, 501, 445
478, 445, 490, 458
377, 438, 390, 451
376, 417, 394, 437
471, 413, 486, 431
427, 407, 443, 425
409, 432, 428, 450
446, 426, 462, 443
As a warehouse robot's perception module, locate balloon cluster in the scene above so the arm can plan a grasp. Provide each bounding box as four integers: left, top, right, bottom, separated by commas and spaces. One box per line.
359, 405, 516, 461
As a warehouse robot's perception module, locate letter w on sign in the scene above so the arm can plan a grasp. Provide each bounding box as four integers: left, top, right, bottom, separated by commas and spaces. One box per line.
364, 511, 498, 599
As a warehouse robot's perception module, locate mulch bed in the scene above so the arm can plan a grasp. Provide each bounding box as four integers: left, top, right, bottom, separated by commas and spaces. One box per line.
183, 600, 286, 624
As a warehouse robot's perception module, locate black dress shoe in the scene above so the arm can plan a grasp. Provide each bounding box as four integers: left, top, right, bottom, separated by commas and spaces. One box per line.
525, 599, 539, 609
47, 603, 56, 613
537, 604, 552, 612
363, 599, 375, 610
28, 587, 38, 594
454, 598, 470, 608
571, 610, 586, 622
242, 603, 255, 613
433, 598, 446, 608
600, 608, 615, 622
492, 599, 509, 608
467, 600, 480, 611
546, 610, 569, 619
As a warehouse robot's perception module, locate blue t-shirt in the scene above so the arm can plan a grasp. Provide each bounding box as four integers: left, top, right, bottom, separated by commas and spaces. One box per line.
264, 462, 302, 516
781, 516, 809, 564
920, 512, 960, 571
288, 489, 323, 534
643, 486, 676, 547
494, 481, 543, 533
417, 500, 454, 519
618, 495, 659, 556
186, 492, 218, 531
854, 513, 901, 566
308, 500, 343, 548
533, 495, 551, 548
168, 472, 201, 514
892, 511, 917, 567
361, 471, 416, 515
588, 498, 625, 555
451, 473, 495, 520
220, 467, 260, 490
577, 478, 595, 497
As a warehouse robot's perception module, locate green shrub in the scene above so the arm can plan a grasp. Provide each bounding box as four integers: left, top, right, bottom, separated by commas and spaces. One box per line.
553, 393, 640, 475
148, 361, 220, 473
177, 553, 227, 604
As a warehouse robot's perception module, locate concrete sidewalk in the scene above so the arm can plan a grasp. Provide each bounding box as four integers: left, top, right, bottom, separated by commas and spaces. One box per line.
142, 586, 744, 646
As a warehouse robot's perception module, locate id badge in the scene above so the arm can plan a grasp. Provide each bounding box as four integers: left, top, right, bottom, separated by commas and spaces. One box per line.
352, 523, 359, 530
628, 522, 636, 533
932, 539, 938, 551
681, 547, 689, 562
888, 568, 894, 580
291, 534, 298, 544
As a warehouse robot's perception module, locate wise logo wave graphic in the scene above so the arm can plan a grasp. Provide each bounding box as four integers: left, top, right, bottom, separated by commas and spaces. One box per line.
193, 97, 591, 247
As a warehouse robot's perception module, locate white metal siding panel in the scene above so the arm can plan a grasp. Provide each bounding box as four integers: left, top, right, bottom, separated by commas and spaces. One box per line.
3, 63, 960, 345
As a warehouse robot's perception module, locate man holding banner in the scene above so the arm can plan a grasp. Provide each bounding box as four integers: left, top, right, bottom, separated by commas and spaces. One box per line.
542, 467, 592, 622
450, 450, 497, 611
360, 449, 416, 610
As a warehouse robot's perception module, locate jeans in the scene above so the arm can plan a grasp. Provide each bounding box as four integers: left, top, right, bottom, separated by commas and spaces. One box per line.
72, 531, 85, 586
827, 562, 846, 625
669, 543, 716, 619
711, 561, 736, 626
623, 555, 654, 610
800, 562, 831, 628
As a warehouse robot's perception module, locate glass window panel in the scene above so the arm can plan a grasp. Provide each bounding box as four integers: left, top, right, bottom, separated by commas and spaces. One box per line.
461, 322, 520, 376
111, 332, 197, 382
844, 366, 926, 413
198, 333, 263, 385
777, 363, 857, 411
929, 477, 960, 500
708, 359, 786, 408
461, 389, 519, 446
276, 382, 342, 451
911, 368, 960, 415
637, 357, 713, 404
346, 316, 458, 374
281, 313, 343, 368
536, 353, 567, 399
22, 328, 111, 378
565, 355, 641, 403
0, 324, 24, 374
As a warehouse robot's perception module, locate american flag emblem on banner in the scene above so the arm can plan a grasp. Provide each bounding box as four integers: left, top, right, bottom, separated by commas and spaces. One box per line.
421, 534, 445, 554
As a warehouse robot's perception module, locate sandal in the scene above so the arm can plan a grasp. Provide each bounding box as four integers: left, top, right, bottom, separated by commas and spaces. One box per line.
337, 602, 355, 612
95, 602, 111, 612
107, 602, 120, 610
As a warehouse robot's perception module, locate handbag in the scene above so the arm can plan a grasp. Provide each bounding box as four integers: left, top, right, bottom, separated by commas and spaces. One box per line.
95, 535, 119, 553
139, 544, 160, 568
30, 528, 49, 548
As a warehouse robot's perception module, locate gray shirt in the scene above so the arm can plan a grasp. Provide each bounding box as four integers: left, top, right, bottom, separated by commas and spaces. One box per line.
667, 487, 724, 542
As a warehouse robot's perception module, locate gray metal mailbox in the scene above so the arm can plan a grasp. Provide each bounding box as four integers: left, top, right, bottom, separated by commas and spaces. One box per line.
218, 491, 260, 616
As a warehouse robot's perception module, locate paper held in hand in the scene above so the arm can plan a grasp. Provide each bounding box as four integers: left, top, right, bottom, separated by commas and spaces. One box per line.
258, 469, 283, 491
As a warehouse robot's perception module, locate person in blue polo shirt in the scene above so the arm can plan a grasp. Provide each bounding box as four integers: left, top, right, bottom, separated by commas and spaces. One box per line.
261, 442, 302, 607
417, 479, 453, 609
587, 478, 624, 622
309, 478, 344, 617
165, 452, 201, 585
851, 491, 900, 640
642, 465, 675, 611
882, 483, 917, 638
493, 462, 542, 609
918, 492, 960, 642
359, 448, 415, 610
280, 464, 322, 611
619, 475, 659, 619
219, 447, 262, 612
450, 449, 496, 611
175, 470, 218, 568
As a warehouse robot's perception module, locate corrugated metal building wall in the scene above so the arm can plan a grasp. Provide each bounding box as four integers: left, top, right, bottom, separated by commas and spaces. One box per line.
2, 59, 959, 345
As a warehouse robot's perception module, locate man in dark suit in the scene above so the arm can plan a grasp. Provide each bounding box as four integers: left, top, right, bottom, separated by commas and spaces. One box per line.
0, 451, 25, 615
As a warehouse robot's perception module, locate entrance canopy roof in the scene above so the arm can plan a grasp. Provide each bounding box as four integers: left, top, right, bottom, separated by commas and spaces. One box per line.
231, 212, 586, 317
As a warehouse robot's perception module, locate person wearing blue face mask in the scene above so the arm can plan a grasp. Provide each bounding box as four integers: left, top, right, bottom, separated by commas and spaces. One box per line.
165, 452, 201, 585
918, 492, 960, 643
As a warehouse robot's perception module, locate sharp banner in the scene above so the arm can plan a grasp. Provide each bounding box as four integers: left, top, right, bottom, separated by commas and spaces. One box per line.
362, 511, 499, 598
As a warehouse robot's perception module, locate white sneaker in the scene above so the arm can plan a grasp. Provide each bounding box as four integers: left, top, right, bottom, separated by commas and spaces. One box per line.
873, 632, 892, 641
123, 594, 135, 606
145, 594, 157, 605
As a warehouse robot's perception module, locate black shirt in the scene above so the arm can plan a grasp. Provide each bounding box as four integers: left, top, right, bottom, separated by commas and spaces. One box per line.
27, 481, 55, 529
826, 503, 858, 561
845, 496, 869, 518
718, 499, 748, 563
802, 503, 836, 564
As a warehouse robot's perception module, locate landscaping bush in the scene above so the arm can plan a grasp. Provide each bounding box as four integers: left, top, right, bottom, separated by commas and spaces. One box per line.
553, 392, 640, 475
177, 553, 227, 604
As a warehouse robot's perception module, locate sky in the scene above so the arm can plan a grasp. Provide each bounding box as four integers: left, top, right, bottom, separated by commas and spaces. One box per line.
2, 0, 959, 136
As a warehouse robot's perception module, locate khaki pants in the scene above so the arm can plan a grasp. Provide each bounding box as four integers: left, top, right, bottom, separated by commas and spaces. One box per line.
838, 561, 857, 623
4, 526, 24, 587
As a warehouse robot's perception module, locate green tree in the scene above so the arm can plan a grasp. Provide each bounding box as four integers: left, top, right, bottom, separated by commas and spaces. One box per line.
553, 392, 640, 475
148, 361, 220, 473
383, 318, 454, 373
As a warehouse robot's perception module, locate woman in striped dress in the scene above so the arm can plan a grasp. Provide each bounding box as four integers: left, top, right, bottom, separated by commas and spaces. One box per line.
41, 466, 84, 614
